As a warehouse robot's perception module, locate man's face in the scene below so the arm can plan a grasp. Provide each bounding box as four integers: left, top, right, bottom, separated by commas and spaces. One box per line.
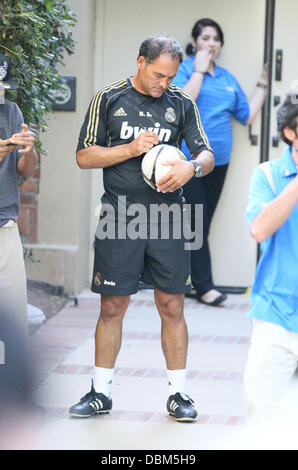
136, 53, 180, 98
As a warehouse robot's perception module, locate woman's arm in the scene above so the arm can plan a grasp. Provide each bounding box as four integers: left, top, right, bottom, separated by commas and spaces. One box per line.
182, 70, 205, 101
182, 50, 212, 100
246, 64, 268, 125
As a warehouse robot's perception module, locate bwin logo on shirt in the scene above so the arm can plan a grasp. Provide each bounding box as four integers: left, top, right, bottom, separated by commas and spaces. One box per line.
120, 121, 171, 142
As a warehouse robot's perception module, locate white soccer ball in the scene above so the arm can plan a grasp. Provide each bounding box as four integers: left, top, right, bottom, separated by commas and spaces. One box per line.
141, 144, 187, 190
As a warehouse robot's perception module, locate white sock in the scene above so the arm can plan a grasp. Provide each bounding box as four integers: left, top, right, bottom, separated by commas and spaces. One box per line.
167, 369, 187, 395
92, 366, 114, 397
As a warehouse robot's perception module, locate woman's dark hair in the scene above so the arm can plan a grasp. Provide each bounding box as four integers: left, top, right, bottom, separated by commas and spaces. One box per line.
277, 91, 298, 146
138, 35, 183, 64
186, 18, 224, 56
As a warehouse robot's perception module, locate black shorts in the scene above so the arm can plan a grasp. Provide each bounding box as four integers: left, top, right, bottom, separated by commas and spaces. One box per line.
91, 223, 191, 296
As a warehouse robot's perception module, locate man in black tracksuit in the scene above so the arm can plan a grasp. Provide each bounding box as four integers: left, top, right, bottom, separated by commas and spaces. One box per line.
70, 35, 214, 422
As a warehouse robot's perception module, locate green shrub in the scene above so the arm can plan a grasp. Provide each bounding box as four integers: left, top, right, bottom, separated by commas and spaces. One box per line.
0, 0, 76, 154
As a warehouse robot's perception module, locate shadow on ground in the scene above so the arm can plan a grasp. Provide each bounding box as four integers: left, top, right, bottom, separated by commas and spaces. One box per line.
27, 280, 69, 335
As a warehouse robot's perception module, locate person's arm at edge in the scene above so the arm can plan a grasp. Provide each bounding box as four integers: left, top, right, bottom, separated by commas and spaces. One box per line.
12, 124, 37, 180
250, 174, 298, 242
17, 147, 37, 180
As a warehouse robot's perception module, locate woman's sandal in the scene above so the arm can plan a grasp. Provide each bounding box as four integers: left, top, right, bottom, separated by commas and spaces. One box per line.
198, 290, 227, 306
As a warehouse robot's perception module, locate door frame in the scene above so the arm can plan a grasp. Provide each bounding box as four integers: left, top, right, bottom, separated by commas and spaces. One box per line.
256, 0, 275, 261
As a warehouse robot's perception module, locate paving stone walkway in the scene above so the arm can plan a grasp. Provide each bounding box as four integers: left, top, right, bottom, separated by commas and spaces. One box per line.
25, 288, 258, 450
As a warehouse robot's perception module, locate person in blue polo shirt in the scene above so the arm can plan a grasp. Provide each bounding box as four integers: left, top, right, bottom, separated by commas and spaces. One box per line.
0, 53, 37, 335
243, 91, 298, 421
173, 18, 268, 306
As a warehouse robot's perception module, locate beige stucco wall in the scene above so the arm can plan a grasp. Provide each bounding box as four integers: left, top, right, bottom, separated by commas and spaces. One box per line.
26, 0, 266, 293
38, 0, 95, 246
26, 0, 97, 294
270, 0, 298, 162
93, 0, 265, 287
28, 0, 297, 293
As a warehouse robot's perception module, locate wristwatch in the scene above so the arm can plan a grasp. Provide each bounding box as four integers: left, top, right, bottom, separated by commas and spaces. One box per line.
190, 160, 203, 177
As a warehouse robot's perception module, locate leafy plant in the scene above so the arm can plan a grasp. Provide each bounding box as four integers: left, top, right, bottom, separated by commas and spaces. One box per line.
0, 0, 76, 155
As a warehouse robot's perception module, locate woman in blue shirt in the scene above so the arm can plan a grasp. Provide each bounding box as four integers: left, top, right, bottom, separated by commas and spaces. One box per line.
173, 18, 268, 306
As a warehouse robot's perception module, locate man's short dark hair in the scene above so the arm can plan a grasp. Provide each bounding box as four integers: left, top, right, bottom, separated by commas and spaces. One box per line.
138, 35, 183, 64
277, 91, 298, 146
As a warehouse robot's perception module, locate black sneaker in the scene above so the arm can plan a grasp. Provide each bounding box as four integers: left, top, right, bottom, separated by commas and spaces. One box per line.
167, 392, 198, 422
69, 382, 112, 418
